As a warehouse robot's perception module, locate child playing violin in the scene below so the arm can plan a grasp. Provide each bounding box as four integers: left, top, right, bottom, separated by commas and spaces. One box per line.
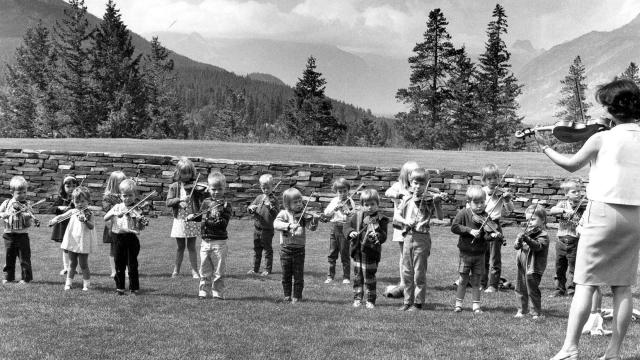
548, 180, 583, 297
479, 163, 514, 293
395, 168, 446, 311
104, 179, 150, 295
513, 204, 549, 320
273, 188, 320, 303
451, 185, 501, 314
322, 178, 356, 284
344, 188, 388, 309
0, 176, 37, 284
247, 174, 279, 276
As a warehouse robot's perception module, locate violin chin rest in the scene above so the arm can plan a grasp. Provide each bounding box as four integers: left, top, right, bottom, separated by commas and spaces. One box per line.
552, 126, 599, 143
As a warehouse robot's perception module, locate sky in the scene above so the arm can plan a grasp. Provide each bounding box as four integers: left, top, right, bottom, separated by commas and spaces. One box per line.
84, 0, 640, 57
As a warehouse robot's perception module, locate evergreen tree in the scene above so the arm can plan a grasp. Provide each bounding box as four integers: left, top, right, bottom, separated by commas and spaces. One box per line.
443, 47, 482, 149
92, 0, 147, 137
283, 56, 346, 145
476, 4, 523, 150
1, 21, 59, 137
554, 55, 591, 153
619, 62, 640, 86
53, 0, 94, 137
142, 37, 184, 138
395, 8, 457, 149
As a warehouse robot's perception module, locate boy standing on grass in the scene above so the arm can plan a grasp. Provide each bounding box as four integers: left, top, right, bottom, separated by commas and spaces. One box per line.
247, 174, 279, 276
344, 189, 388, 309
188, 172, 232, 300
0, 176, 36, 284
548, 180, 582, 297
323, 178, 355, 284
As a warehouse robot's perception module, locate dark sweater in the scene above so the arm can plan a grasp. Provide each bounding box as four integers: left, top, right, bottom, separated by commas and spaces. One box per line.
48, 196, 74, 242
166, 181, 206, 218
199, 198, 232, 240
451, 208, 494, 255
344, 211, 389, 262
249, 194, 279, 230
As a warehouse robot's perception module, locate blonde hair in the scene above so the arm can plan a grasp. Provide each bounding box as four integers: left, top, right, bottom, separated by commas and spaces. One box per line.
104, 171, 127, 196
525, 204, 547, 224
173, 157, 196, 182
359, 188, 379, 205
481, 163, 500, 181
282, 188, 302, 210
9, 176, 28, 191
466, 185, 486, 202
409, 168, 428, 183
398, 161, 419, 190
119, 179, 137, 193
208, 171, 226, 187
72, 186, 91, 202
560, 180, 579, 194
259, 174, 273, 185
331, 178, 350, 192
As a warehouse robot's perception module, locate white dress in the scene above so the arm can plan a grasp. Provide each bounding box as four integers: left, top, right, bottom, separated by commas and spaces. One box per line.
60, 211, 97, 254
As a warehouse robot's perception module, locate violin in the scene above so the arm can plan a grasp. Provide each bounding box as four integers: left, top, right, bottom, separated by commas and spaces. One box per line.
471, 212, 504, 245
49, 206, 91, 226
565, 197, 587, 226
190, 199, 225, 220
360, 213, 383, 245
8, 199, 43, 228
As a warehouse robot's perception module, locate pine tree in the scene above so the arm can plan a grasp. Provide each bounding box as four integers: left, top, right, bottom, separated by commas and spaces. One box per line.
395, 8, 457, 149
53, 0, 95, 137
1, 21, 59, 137
142, 37, 184, 138
554, 55, 591, 153
476, 4, 523, 150
443, 47, 482, 149
92, 0, 147, 137
619, 62, 640, 86
283, 56, 346, 145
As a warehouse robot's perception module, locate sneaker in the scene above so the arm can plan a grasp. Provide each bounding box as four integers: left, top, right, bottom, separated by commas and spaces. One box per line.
110, 272, 116, 278
283, 296, 292, 302
324, 277, 333, 284
514, 310, 528, 318
342, 279, 350, 284
247, 270, 256, 275
398, 304, 411, 311
453, 306, 463, 313
64, 284, 71, 291
18, 280, 27, 284
531, 313, 543, 320
291, 297, 300, 303
171, 271, 179, 278
484, 286, 498, 293
567, 289, 575, 296
130, 290, 139, 296
212, 292, 224, 300
192, 270, 200, 279
408, 304, 423, 311
365, 301, 375, 309
198, 290, 207, 298
473, 308, 484, 314
59, 269, 68, 276
353, 300, 362, 308
82, 281, 90, 291
116, 289, 126, 296
261, 271, 271, 276
549, 290, 565, 297
1, 280, 7, 284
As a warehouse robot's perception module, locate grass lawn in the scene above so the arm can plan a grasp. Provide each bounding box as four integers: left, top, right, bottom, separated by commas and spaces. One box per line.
0, 138, 588, 178
1, 215, 638, 360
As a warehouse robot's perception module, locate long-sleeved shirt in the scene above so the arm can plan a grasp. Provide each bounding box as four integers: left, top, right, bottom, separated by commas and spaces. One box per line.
514, 228, 549, 275
273, 210, 318, 248
166, 181, 206, 218
0, 198, 34, 234
106, 203, 146, 235
323, 196, 356, 224
199, 199, 232, 240
451, 208, 495, 255
550, 199, 582, 238
249, 194, 279, 230
394, 192, 441, 233
482, 185, 514, 220
343, 210, 388, 262
48, 195, 75, 240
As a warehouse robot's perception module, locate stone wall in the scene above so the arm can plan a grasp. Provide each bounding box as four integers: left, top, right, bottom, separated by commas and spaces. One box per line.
0, 148, 583, 224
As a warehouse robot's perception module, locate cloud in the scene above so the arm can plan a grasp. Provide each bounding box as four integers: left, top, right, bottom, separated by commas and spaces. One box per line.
84, 0, 640, 57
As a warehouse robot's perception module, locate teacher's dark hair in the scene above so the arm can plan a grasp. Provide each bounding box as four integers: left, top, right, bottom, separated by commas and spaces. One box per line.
595, 79, 640, 120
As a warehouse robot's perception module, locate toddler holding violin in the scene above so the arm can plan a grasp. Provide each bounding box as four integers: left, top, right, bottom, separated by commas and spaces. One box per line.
513, 204, 549, 320
322, 178, 356, 284
395, 168, 445, 311
247, 174, 279, 276
273, 188, 319, 303
48, 174, 78, 276
344, 188, 388, 309
50, 187, 97, 291
451, 185, 501, 314
548, 180, 583, 297
479, 163, 514, 293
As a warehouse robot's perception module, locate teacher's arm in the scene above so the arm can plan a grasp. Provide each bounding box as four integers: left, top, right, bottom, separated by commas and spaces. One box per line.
535, 130, 602, 173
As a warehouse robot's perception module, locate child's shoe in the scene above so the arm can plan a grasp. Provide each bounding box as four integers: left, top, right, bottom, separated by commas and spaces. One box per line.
342, 279, 350, 284
473, 308, 484, 314
171, 271, 179, 278
130, 290, 139, 296
212, 291, 224, 300
59, 269, 68, 276
198, 290, 207, 299
408, 304, 423, 311
514, 310, 528, 318
261, 271, 271, 276
291, 297, 300, 303
64, 278, 72, 291
353, 300, 362, 308
191, 270, 200, 279
1, 279, 8, 284
549, 290, 565, 297
398, 304, 411, 311
365, 301, 375, 309
18, 280, 27, 284
116, 289, 126, 296
531, 312, 544, 320
82, 280, 90, 291
247, 269, 256, 275
110, 272, 116, 278
484, 286, 498, 293
453, 306, 463, 313
324, 277, 333, 284
283, 296, 292, 302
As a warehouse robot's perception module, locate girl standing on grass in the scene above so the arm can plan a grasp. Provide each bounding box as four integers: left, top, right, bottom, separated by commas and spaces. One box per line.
166, 157, 206, 278
48, 175, 78, 276
383, 161, 419, 297
49, 187, 97, 291
102, 171, 126, 278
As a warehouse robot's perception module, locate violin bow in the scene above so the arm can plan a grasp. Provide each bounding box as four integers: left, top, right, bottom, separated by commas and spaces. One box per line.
260, 180, 282, 207
191, 199, 224, 218
521, 200, 540, 235
338, 183, 365, 209
13, 198, 46, 216
295, 193, 315, 227
569, 194, 587, 225
188, 173, 202, 199
123, 190, 158, 216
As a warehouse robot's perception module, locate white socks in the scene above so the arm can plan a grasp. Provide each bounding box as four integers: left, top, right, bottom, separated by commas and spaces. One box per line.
82, 280, 90, 291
